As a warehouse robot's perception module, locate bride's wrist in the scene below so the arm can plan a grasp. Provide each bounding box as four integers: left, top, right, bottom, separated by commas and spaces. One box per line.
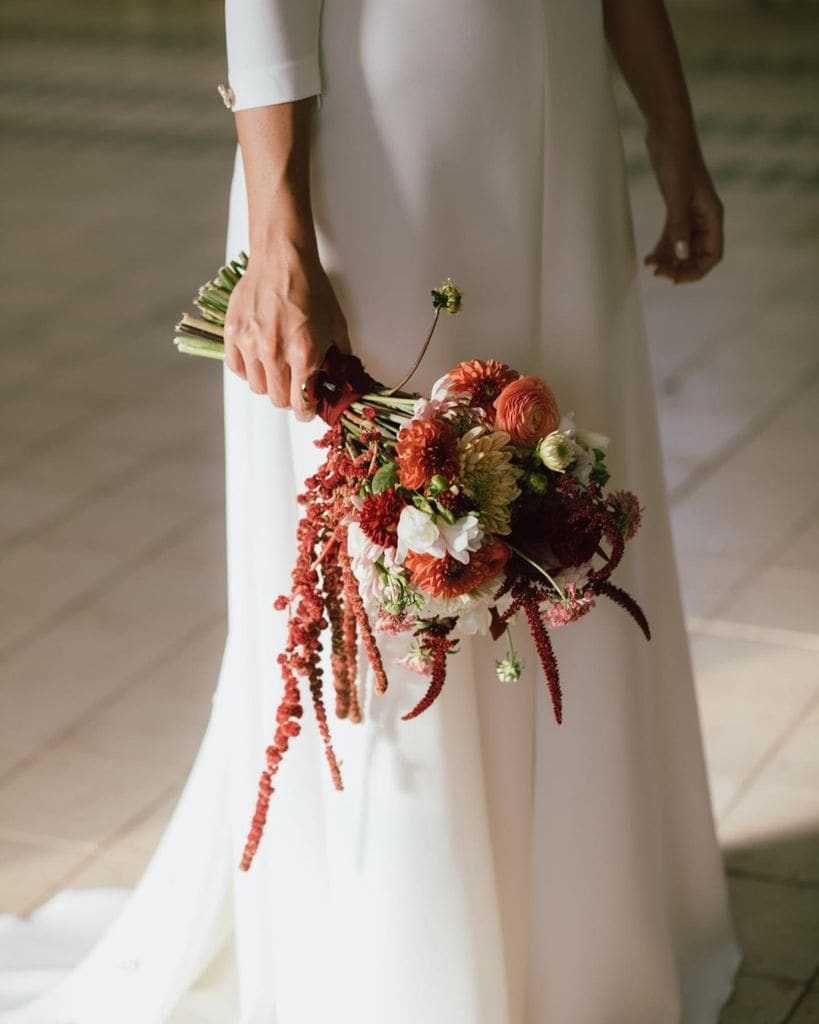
645, 113, 700, 158
249, 211, 319, 266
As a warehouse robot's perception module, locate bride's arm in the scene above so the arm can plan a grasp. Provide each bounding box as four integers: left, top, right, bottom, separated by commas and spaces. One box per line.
221, 0, 349, 419
603, 0, 724, 284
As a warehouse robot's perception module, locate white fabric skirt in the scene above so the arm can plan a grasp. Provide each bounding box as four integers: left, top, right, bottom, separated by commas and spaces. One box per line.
0, 1, 742, 1020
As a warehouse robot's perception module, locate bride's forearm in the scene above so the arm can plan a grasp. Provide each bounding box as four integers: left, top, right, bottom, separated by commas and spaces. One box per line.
602, 0, 698, 147
234, 98, 319, 265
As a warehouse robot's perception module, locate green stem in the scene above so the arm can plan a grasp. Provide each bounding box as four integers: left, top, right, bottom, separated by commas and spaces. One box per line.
505, 626, 516, 664
174, 337, 225, 360
507, 544, 566, 600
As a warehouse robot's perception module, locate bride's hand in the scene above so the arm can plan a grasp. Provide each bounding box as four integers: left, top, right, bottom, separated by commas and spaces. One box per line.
223, 248, 351, 422
643, 127, 724, 284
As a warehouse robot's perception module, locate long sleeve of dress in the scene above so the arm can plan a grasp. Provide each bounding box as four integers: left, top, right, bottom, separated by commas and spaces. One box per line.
224, 0, 323, 111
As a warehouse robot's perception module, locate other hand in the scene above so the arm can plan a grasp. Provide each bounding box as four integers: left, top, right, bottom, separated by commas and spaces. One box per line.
643, 128, 724, 284
223, 249, 351, 422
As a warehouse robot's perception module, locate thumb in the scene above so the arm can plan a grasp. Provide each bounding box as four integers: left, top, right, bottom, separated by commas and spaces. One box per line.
666, 202, 692, 262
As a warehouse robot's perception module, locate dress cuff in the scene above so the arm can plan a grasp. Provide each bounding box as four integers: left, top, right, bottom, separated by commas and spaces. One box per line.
221, 56, 322, 111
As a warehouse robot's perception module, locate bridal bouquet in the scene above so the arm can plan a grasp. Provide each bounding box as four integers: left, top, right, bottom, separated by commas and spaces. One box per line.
174, 253, 650, 871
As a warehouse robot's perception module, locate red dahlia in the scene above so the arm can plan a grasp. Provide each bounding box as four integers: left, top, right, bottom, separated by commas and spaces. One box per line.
359, 489, 405, 548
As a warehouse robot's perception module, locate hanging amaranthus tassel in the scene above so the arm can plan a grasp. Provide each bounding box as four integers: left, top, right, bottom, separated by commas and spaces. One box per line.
400, 622, 458, 721
522, 593, 563, 725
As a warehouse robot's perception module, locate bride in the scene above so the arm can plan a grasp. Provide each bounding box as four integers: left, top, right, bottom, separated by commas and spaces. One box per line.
1, 0, 741, 1021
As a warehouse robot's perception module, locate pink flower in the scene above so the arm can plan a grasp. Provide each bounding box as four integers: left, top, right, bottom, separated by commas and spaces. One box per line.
544, 584, 596, 628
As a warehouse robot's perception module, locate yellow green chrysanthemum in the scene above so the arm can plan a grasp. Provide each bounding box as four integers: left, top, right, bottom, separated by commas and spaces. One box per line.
457, 426, 522, 535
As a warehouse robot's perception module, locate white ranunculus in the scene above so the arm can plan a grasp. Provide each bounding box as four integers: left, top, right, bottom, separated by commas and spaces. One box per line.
414, 374, 471, 421
346, 521, 383, 565
553, 560, 593, 589
570, 445, 593, 484
395, 506, 445, 564
574, 426, 610, 453
558, 411, 577, 436
455, 603, 492, 636
438, 514, 484, 564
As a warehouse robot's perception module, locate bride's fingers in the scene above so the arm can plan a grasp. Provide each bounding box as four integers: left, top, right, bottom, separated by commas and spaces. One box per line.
290, 368, 318, 423
225, 343, 247, 380
246, 358, 267, 395
262, 357, 290, 408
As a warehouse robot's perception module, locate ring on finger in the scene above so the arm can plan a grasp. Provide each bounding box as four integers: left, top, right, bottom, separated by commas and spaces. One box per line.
301, 371, 319, 406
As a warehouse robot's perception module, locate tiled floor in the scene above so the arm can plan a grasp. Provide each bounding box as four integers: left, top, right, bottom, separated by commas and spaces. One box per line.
1, 3, 818, 1021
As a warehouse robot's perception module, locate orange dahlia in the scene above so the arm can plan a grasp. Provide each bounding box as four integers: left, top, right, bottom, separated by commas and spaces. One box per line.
447, 359, 519, 423
396, 418, 460, 490
406, 538, 511, 599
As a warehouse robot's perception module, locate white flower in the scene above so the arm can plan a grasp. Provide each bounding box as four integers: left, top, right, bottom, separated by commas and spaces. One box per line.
347, 521, 383, 568
431, 373, 454, 402
558, 411, 609, 454
438, 514, 483, 564
570, 446, 593, 485
553, 560, 593, 589
537, 431, 578, 472
346, 522, 390, 605
395, 506, 446, 564
455, 603, 493, 636
574, 427, 610, 453
413, 382, 472, 423
558, 411, 577, 436
395, 650, 433, 675
422, 575, 501, 637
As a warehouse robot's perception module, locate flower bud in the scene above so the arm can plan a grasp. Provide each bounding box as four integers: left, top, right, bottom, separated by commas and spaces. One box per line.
495, 656, 523, 683
537, 431, 577, 472
526, 471, 549, 494
431, 278, 463, 314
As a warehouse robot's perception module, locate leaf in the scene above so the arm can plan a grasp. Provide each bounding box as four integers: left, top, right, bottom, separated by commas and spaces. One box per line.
371, 462, 399, 494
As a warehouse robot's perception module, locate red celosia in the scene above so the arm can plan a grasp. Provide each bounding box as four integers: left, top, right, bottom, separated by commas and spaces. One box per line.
395, 418, 460, 489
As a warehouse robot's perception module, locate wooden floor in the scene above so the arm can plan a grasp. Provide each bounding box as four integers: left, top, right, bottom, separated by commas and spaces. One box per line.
0, 3, 817, 1020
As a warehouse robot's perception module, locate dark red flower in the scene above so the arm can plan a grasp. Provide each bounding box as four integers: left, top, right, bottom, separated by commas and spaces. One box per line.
359, 489, 405, 548
306, 346, 384, 427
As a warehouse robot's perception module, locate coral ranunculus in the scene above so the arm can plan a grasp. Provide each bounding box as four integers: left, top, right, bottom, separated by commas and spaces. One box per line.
396, 418, 460, 490
406, 537, 511, 599
495, 375, 560, 447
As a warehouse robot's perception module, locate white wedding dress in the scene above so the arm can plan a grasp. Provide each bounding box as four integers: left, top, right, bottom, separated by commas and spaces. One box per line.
0, 1, 743, 1021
